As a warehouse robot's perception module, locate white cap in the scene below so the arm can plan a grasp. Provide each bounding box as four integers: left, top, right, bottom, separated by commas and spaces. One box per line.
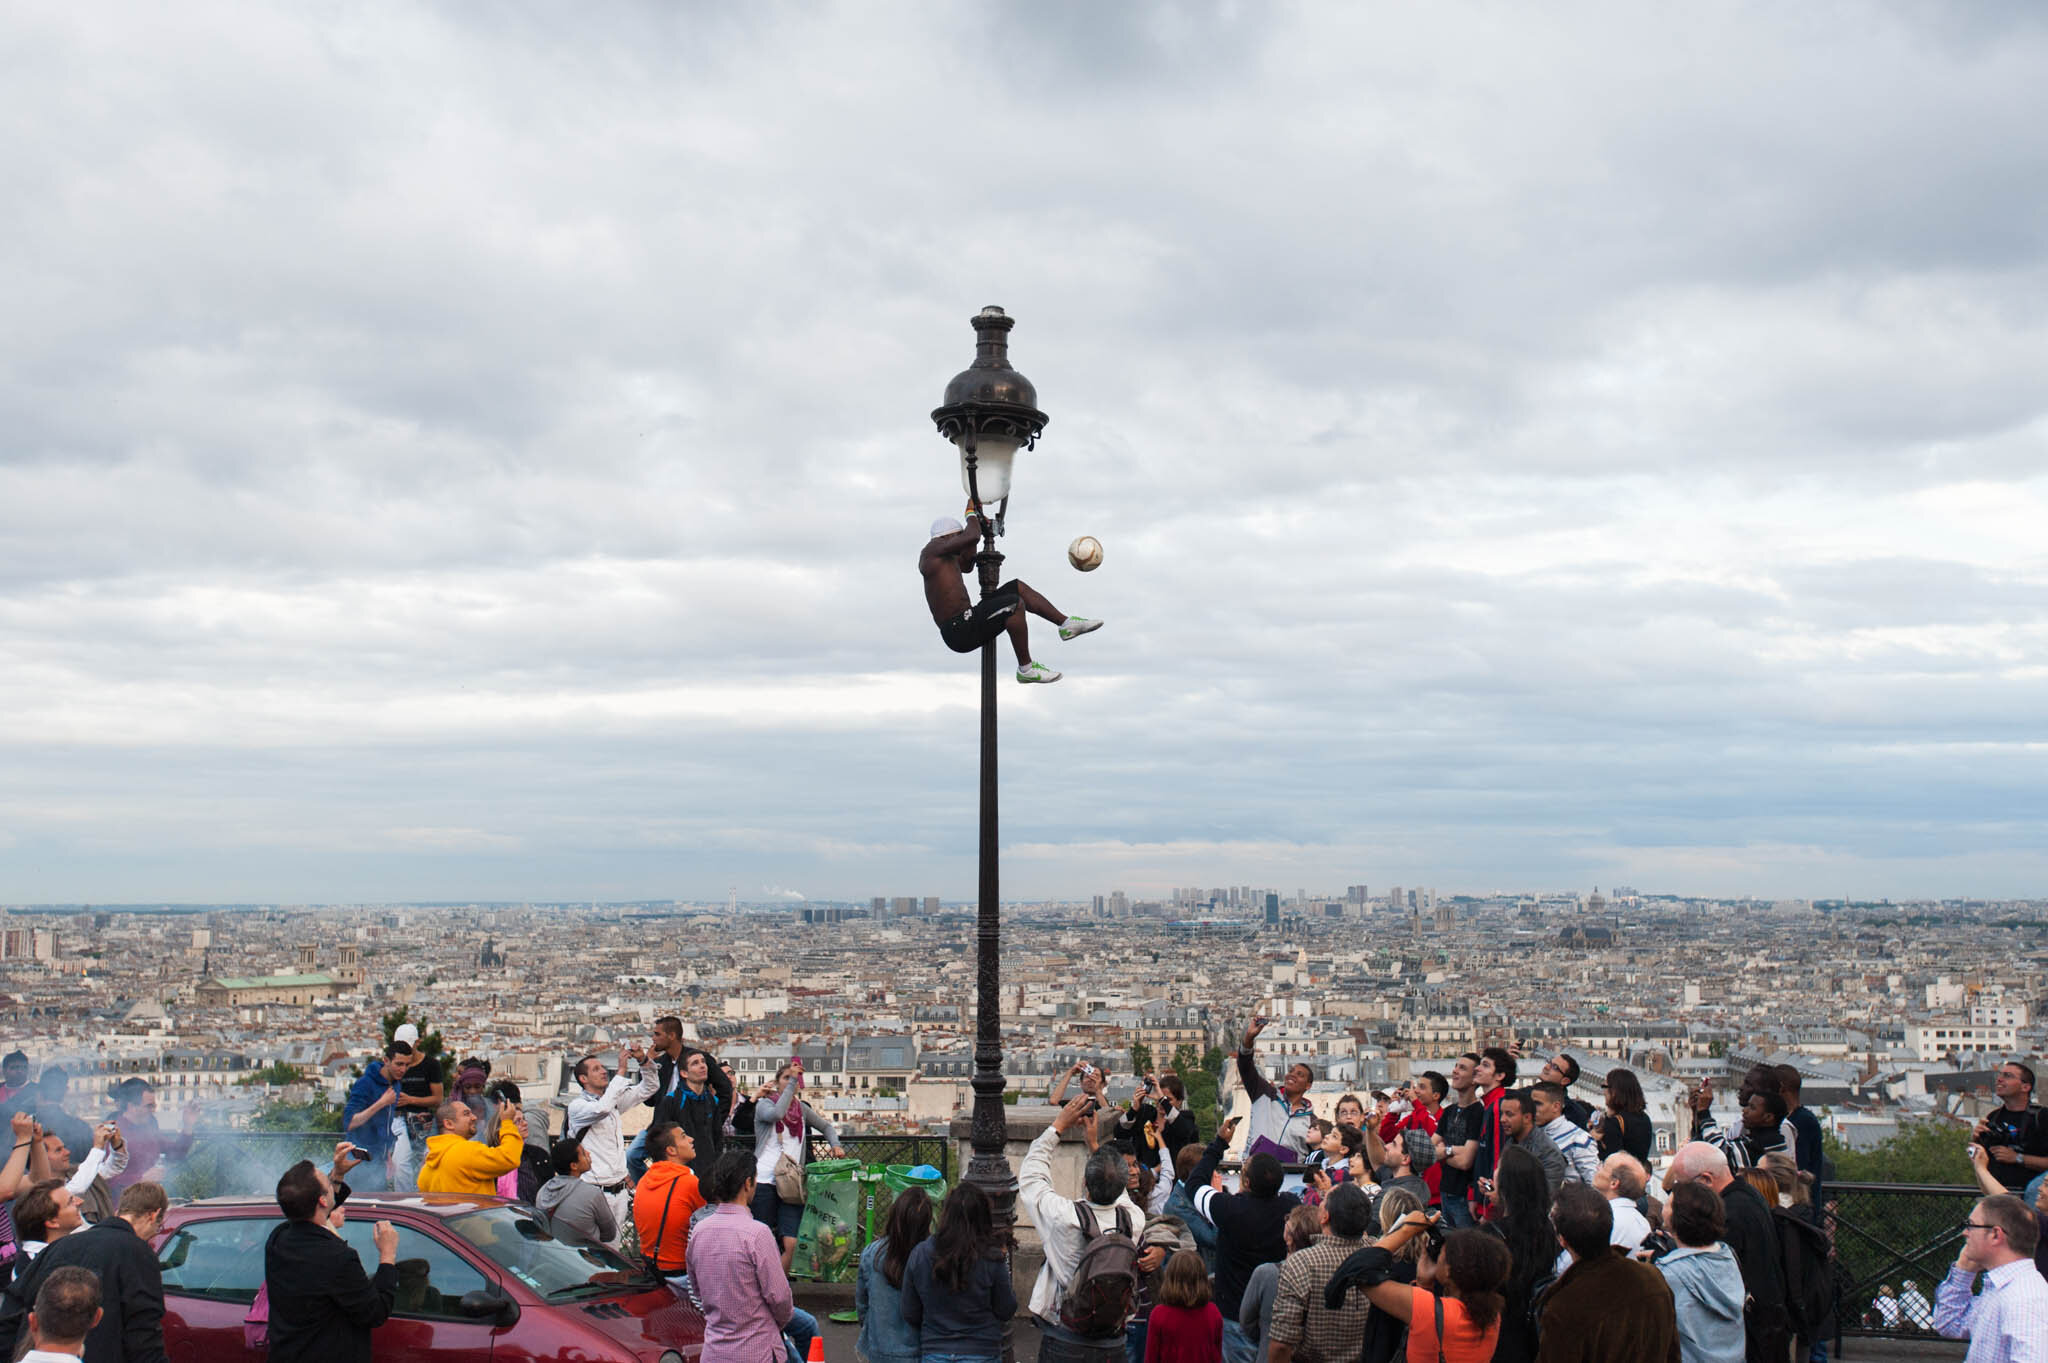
393, 1023, 419, 1045
930, 515, 963, 539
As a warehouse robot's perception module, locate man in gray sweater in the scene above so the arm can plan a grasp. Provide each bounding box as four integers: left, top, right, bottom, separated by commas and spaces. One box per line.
535, 1135, 616, 1247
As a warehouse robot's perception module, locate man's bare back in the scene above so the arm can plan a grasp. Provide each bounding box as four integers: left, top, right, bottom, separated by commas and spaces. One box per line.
919, 521, 980, 626
919, 513, 1102, 683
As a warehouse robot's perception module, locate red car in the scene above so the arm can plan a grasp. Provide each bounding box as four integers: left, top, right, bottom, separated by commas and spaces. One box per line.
154, 1192, 704, 1363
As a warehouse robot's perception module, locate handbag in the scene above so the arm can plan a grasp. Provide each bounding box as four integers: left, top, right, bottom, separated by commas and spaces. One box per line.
774, 1150, 807, 1204
644, 1177, 683, 1275
243, 1281, 270, 1349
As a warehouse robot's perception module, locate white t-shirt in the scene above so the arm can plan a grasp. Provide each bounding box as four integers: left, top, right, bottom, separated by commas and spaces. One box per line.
755, 1121, 805, 1184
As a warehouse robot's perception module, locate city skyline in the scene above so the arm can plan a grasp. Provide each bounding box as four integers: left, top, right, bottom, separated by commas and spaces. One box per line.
6, 5, 2048, 903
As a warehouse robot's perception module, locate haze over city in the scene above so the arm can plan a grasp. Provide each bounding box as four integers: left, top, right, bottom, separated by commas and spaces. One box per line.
5, 3, 2048, 905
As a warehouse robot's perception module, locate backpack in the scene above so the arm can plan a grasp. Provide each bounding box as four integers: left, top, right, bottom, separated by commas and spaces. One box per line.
1058, 1201, 1139, 1338
1773, 1208, 1834, 1339
516, 1144, 552, 1204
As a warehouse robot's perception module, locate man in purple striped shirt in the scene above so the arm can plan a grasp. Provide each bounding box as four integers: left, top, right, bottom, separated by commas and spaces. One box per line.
686, 1150, 818, 1363
1935, 1193, 2048, 1363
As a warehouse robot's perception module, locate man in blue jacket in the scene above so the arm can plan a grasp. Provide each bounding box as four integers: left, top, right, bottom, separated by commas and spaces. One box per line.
341, 1042, 414, 1191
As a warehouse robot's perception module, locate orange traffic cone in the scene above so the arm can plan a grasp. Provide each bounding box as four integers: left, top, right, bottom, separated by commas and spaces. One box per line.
806, 1338, 825, 1363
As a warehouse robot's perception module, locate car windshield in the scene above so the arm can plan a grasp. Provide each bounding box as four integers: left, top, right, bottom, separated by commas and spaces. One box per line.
445, 1205, 658, 1300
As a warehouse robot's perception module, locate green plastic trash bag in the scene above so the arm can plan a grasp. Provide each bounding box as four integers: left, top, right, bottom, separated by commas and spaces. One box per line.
870, 1162, 948, 1232
790, 1158, 865, 1281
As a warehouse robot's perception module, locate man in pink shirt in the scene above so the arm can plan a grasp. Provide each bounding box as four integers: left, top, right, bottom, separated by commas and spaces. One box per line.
685, 1150, 818, 1363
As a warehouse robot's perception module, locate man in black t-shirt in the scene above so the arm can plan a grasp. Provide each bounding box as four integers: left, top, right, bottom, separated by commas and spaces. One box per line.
1433, 1051, 1486, 1229
1974, 1060, 2048, 1193
389, 1022, 445, 1186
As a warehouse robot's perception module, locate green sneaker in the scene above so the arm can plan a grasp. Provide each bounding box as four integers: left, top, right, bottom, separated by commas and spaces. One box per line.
1016, 662, 1062, 684
1059, 616, 1103, 641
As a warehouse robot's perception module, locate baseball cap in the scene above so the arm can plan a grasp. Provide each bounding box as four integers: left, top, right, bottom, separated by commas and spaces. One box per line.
393, 1023, 420, 1045
930, 515, 963, 539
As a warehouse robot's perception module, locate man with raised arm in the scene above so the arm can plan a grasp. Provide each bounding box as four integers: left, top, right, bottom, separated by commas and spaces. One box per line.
565, 1045, 658, 1241
1934, 1191, 2048, 1360
920, 513, 1100, 685
1234, 1016, 1317, 1158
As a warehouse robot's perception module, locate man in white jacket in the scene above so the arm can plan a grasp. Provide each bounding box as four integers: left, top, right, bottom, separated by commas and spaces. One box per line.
1019, 1096, 1157, 1363
564, 1044, 658, 1245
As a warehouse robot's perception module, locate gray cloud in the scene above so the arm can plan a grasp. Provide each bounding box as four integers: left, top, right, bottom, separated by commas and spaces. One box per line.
3, 1, 2047, 902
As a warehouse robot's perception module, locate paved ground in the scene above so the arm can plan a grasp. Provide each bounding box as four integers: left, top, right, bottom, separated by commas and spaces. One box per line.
796, 1256, 1968, 1363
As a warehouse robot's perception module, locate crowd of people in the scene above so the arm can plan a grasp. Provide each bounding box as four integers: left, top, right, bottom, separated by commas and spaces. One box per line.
0, 1033, 2041, 1363
982, 1030, 2048, 1363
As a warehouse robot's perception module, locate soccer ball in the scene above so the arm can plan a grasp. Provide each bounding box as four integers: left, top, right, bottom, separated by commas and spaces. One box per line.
1067, 535, 1103, 572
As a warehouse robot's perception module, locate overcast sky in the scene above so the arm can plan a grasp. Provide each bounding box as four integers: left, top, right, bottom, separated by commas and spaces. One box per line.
4, 2, 2047, 906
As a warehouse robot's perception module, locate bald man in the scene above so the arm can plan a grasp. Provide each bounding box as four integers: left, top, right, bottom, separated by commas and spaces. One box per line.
1671, 1141, 1788, 1363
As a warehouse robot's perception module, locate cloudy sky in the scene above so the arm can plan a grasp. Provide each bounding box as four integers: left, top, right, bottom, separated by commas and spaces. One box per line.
5, 2, 2047, 906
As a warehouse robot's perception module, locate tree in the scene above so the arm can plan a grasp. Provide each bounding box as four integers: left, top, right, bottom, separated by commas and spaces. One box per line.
1170, 1043, 1224, 1137
248, 1092, 343, 1132
235, 1061, 303, 1087
1824, 1118, 1973, 1186
1130, 1042, 1154, 1078
381, 1004, 444, 1058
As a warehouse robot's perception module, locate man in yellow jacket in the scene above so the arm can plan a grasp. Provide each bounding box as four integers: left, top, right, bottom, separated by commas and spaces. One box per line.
417, 1099, 524, 1194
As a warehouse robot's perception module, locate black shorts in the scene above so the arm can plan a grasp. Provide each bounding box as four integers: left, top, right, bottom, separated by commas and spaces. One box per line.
938, 580, 1020, 653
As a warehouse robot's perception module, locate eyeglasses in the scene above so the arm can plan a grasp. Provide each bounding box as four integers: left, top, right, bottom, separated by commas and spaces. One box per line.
1961, 1221, 2000, 1234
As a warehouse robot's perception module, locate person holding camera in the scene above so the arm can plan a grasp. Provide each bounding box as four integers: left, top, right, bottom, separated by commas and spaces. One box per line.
1322, 1211, 1512, 1363
263, 1159, 399, 1363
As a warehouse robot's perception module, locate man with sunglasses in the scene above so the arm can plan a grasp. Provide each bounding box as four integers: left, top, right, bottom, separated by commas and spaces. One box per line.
1935, 1193, 2047, 1361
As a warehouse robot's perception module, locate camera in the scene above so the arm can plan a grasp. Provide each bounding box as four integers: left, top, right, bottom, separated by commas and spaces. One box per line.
1423, 1214, 1446, 1255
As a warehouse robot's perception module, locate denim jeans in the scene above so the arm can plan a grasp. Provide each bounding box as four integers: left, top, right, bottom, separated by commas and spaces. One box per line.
1036, 1323, 1125, 1363
626, 1127, 650, 1183
923, 1353, 1000, 1363
1124, 1317, 1148, 1363
783, 1305, 819, 1363
1440, 1194, 1476, 1229
1221, 1319, 1257, 1363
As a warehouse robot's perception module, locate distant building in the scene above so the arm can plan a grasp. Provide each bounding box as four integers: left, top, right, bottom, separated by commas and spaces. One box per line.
194, 973, 346, 1008
0, 928, 56, 961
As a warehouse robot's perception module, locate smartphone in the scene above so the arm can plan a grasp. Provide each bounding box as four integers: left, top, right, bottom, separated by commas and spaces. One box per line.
1253, 1015, 1267, 1027
347, 1144, 371, 1161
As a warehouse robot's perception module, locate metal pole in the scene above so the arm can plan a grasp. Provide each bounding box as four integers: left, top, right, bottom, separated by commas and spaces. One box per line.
964, 515, 1017, 1235
965, 519, 1018, 1363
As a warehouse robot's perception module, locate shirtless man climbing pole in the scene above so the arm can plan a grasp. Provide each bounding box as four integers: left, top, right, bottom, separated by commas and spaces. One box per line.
920, 512, 1100, 684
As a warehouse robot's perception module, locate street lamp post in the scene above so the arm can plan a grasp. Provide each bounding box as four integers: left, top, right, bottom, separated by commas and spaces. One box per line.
931, 306, 1048, 1243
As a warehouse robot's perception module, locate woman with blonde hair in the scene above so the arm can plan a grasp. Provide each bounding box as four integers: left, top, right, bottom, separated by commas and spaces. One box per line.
1356, 1188, 1426, 1363
1759, 1151, 1811, 1209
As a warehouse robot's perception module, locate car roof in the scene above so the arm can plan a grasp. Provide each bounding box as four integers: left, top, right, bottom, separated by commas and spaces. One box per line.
175, 1192, 512, 1218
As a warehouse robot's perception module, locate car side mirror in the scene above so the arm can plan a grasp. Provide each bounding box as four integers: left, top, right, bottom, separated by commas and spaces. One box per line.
457, 1289, 520, 1326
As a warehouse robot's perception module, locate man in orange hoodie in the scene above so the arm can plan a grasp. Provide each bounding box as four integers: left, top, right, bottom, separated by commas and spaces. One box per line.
634, 1123, 703, 1288
417, 1099, 524, 1195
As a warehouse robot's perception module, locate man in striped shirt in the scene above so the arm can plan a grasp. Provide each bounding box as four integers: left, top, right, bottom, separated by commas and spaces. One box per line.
1935, 1192, 2048, 1362
1532, 1082, 1599, 1184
